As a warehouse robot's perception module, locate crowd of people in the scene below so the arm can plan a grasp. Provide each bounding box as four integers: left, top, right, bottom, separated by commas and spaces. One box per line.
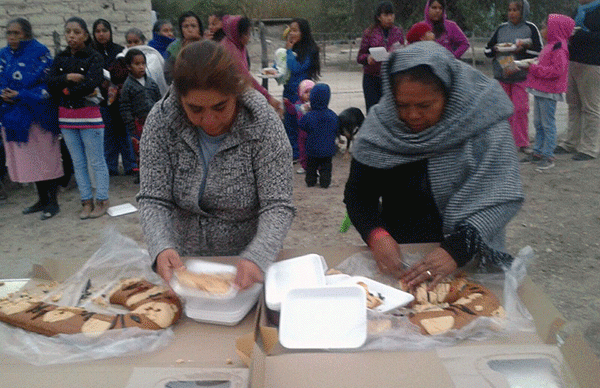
1, 0, 597, 290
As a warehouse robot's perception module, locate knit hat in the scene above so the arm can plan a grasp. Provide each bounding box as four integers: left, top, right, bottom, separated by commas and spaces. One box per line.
406, 22, 433, 44
298, 79, 316, 97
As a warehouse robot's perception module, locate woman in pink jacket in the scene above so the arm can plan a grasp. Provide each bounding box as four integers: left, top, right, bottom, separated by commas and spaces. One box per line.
522, 14, 575, 170
221, 15, 281, 115
424, 0, 470, 59
356, 1, 404, 112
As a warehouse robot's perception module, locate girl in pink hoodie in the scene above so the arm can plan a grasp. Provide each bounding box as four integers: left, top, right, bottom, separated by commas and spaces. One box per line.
522, 14, 575, 170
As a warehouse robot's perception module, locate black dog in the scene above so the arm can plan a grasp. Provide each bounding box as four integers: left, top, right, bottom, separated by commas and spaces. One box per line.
337, 107, 365, 154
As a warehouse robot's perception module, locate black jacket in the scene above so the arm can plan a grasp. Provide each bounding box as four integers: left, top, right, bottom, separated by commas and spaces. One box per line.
570, 5, 600, 65
47, 45, 104, 109
119, 74, 161, 134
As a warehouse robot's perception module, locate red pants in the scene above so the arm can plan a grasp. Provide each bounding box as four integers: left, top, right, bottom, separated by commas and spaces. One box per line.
501, 81, 530, 148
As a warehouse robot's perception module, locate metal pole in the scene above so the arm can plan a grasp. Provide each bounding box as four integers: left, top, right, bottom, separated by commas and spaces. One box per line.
259, 21, 269, 90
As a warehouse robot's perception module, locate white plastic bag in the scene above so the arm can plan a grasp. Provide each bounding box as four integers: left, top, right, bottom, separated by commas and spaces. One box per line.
333, 246, 536, 351
0, 228, 175, 365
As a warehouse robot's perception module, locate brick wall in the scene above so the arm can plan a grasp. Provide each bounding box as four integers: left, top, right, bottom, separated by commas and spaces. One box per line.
0, 0, 153, 54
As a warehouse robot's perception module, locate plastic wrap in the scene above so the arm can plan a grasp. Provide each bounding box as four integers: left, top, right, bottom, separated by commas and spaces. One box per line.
0, 228, 175, 365
333, 246, 536, 351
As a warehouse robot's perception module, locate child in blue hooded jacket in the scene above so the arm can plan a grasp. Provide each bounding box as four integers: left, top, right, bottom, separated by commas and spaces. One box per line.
299, 83, 339, 188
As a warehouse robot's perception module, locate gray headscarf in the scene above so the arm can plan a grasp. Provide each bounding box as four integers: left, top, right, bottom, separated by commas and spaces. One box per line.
352, 41, 524, 268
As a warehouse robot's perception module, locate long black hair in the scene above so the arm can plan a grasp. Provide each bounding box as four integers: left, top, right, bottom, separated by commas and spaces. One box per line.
290, 18, 320, 80
428, 0, 447, 38
65, 16, 93, 47
178, 11, 204, 38
369, 1, 395, 31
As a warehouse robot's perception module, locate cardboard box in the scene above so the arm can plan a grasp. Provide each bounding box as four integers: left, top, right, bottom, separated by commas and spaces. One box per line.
241, 245, 600, 388
1, 246, 599, 388
0, 256, 258, 388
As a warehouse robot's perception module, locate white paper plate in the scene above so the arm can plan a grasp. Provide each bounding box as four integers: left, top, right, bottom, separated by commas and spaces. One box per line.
279, 286, 367, 349
369, 46, 389, 62
265, 254, 327, 311
336, 276, 414, 313
258, 67, 281, 78
107, 203, 137, 217
171, 260, 237, 301
496, 44, 517, 53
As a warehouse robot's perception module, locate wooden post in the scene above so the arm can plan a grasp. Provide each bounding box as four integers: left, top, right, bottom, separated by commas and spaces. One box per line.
259, 21, 269, 90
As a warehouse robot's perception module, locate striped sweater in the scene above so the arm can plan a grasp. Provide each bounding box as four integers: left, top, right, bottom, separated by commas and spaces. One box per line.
351, 41, 524, 270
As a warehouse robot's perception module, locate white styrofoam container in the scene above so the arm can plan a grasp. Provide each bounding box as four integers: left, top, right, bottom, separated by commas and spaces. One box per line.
170, 260, 261, 325
265, 254, 327, 311
184, 283, 262, 326
279, 286, 367, 349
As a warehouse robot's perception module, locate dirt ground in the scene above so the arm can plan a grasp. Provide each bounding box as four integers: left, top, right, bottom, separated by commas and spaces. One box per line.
1, 46, 600, 358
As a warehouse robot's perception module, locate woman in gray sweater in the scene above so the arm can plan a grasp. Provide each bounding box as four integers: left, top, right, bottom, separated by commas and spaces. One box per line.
137, 41, 294, 289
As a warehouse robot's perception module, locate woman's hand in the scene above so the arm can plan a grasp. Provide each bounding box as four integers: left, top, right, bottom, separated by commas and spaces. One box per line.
269, 97, 284, 118
67, 73, 85, 83
370, 233, 405, 276
234, 259, 264, 290
367, 55, 376, 66
156, 248, 185, 283
400, 247, 457, 290
1, 88, 18, 103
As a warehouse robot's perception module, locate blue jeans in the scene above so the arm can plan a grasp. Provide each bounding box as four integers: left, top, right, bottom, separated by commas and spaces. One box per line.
101, 105, 137, 173
61, 127, 110, 201
532, 96, 558, 158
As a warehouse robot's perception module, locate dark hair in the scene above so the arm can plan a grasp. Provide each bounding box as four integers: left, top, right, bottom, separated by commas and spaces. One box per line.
372, 1, 395, 26
173, 40, 249, 97
65, 16, 92, 46
237, 17, 251, 38
124, 48, 145, 65
392, 64, 449, 101
92, 19, 113, 46
178, 11, 204, 38
125, 28, 146, 44
7, 18, 33, 40
153, 19, 172, 34
290, 18, 320, 80
209, 11, 226, 20
428, 0, 447, 38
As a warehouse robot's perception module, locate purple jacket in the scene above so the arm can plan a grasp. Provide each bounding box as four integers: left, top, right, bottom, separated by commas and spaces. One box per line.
357, 25, 404, 76
526, 14, 575, 94
423, 0, 470, 58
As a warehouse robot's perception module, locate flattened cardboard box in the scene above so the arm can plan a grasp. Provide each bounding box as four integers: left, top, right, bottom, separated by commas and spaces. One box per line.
0, 256, 259, 388
239, 245, 600, 388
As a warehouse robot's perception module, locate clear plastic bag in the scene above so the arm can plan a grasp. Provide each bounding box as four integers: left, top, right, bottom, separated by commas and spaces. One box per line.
0, 228, 175, 365
334, 246, 536, 351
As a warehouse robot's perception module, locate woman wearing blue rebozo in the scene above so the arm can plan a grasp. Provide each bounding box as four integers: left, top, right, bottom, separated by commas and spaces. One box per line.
344, 41, 524, 289
0, 18, 63, 220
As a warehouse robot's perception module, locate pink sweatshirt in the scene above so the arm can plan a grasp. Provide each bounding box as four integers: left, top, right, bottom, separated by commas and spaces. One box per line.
526, 14, 575, 94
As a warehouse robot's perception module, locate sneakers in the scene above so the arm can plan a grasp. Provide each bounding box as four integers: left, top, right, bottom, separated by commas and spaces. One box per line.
89, 199, 109, 218
536, 158, 555, 171
554, 146, 571, 155
520, 153, 542, 163
572, 152, 595, 161
296, 167, 305, 174
80, 199, 94, 220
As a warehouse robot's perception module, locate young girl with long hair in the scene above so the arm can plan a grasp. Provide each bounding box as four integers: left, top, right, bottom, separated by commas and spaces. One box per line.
48, 17, 110, 219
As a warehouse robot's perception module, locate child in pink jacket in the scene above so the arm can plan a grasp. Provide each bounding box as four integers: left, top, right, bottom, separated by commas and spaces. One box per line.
523, 14, 575, 170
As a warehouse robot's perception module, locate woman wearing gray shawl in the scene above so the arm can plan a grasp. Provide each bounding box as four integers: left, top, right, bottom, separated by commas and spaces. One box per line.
344, 41, 524, 289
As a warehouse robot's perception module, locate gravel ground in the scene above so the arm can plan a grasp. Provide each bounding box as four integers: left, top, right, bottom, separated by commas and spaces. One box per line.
1, 42, 599, 357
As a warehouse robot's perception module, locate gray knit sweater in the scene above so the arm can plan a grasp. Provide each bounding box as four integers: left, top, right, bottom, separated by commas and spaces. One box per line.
136, 87, 295, 272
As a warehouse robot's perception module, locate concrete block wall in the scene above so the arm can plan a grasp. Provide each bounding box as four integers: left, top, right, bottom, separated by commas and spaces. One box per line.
0, 0, 153, 54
